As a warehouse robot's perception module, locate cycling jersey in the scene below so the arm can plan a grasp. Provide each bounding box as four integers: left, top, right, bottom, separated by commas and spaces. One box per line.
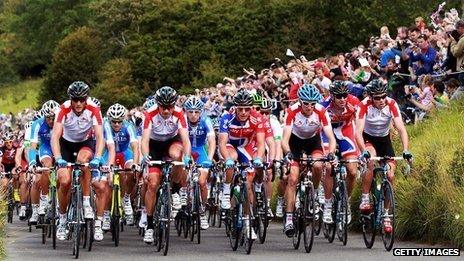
269, 114, 282, 141
143, 105, 187, 141
219, 111, 264, 148
228, 107, 273, 139
103, 119, 137, 152
187, 117, 215, 148
357, 97, 401, 137
0, 145, 17, 165
55, 99, 103, 142
285, 102, 331, 139
30, 118, 52, 146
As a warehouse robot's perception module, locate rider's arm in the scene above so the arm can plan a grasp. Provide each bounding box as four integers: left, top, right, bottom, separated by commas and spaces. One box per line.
281, 126, 291, 154
265, 136, 275, 161
255, 132, 265, 160
93, 124, 105, 158
393, 116, 409, 152
218, 133, 230, 160
15, 147, 23, 167
355, 117, 367, 152
131, 141, 140, 164
51, 122, 63, 160
178, 127, 191, 157
322, 125, 336, 154
107, 142, 116, 166
206, 134, 216, 161
141, 128, 150, 157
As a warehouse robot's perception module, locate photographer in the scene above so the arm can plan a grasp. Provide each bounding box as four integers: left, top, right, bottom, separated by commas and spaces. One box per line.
450, 19, 464, 84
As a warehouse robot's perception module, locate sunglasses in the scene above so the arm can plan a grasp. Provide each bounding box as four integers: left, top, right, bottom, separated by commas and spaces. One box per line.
187, 110, 201, 114
334, 93, 348, 99
236, 107, 251, 112
261, 110, 271, 115
372, 94, 387, 101
71, 97, 87, 103
160, 105, 174, 110
111, 120, 123, 124
300, 100, 317, 106
254, 106, 261, 111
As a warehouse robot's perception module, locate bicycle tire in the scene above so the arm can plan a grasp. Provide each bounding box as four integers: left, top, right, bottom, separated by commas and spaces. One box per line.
86, 219, 94, 251
195, 184, 201, 244
154, 193, 162, 252
73, 187, 82, 259
257, 187, 268, 244
8, 185, 14, 223
381, 180, 395, 251
113, 185, 120, 247
162, 185, 171, 256
292, 194, 301, 250
50, 186, 57, 249
314, 207, 322, 236
303, 183, 315, 253
228, 202, 240, 251
337, 180, 348, 246
243, 184, 253, 255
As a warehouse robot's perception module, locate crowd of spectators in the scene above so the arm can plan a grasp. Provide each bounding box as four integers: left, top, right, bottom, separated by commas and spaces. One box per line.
2, 3, 464, 140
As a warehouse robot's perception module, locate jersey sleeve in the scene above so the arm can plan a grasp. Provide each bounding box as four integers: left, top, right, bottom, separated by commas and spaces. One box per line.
29, 119, 41, 143
204, 118, 215, 137
126, 122, 138, 143
90, 106, 103, 126
219, 114, 230, 133
357, 100, 368, 120
174, 109, 187, 129
263, 119, 273, 138
285, 107, 296, 126
143, 111, 153, 130
318, 108, 331, 127
103, 121, 114, 144
387, 99, 401, 118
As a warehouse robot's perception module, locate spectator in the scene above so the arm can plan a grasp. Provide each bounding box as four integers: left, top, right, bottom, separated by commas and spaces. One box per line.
409, 34, 436, 76
379, 39, 396, 68
450, 19, 464, 84
445, 78, 464, 100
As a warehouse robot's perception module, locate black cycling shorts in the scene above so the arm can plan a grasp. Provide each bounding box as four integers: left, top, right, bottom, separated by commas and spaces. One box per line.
362, 132, 395, 157
59, 137, 95, 163
289, 133, 323, 159
148, 135, 182, 161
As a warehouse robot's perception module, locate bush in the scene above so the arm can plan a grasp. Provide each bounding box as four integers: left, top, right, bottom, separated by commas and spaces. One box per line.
0, 54, 19, 86
40, 26, 107, 103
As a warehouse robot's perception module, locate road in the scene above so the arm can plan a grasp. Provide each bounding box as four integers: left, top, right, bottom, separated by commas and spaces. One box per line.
5, 216, 458, 261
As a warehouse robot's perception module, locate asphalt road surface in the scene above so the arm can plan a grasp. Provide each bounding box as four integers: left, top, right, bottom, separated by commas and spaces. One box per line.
6, 216, 459, 261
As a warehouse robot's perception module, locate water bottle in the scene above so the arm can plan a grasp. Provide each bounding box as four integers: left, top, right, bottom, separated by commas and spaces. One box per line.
233, 185, 241, 199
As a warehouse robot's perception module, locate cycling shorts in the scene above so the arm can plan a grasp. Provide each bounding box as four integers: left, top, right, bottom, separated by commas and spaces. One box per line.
59, 137, 95, 163
147, 135, 182, 173
322, 124, 358, 158
226, 143, 256, 164
192, 146, 208, 164
102, 148, 134, 168
39, 143, 53, 161
289, 133, 323, 160
362, 132, 394, 157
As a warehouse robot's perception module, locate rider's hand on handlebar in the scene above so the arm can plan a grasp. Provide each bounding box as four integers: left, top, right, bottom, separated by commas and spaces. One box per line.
252, 157, 263, 168
56, 158, 68, 168
284, 152, 293, 163
402, 150, 413, 161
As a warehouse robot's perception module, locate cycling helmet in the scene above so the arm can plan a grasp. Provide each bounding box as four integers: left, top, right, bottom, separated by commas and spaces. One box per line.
67, 81, 90, 99
41, 100, 60, 117
297, 83, 323, 102
329, 81, 349, 96
89, 96, 101, 107
33, 110, 43, 121
107, 103, 127, 121
260, 98, 277, 110
143, 98, 156, 111
154, 86, 178, 107
24, 121, 32, 131
233, 89, 253, 106
2, 132, 14, 141
252, 93, 263, 106
366, 79, 387, 95
183, 96, 204, 111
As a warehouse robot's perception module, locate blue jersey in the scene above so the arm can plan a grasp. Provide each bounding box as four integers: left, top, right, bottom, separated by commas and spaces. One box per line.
103, 119, 137, 152
187, 117, 214, 148
29, 118, 52, 146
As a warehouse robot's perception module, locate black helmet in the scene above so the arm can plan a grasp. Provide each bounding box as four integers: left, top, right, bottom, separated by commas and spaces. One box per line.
366, 79, 387, 95
67, 81, 90, 99
154, 86, 178, 107
233, 89, 253, 106
329, 80, 349, 96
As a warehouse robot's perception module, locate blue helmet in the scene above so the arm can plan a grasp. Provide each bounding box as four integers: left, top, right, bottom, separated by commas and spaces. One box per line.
183, 96, 204, 111
297, 84, 323, 102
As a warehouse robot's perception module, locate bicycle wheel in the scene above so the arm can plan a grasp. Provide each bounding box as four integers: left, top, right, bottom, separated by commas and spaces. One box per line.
50, 186, 57, 249
243, 185, 253, 255
73, 187, 82, 259
314, 207, 322, 236
336, 180, 348, 246
175, 214, 182, 236
86, 219, 94, 251
292, 195, 301, 250
257, 188, 268, 244
112, 185, 120, 247
323, 196, 336, 243
8, 185, 14, 223
161, 186, 171, 256
228, 199, 240, 251
381, 180, 395, 251
361, 183, 376, 249
195, 184, 201, 244
154, 194, 162, 252
303, 183, 315, 253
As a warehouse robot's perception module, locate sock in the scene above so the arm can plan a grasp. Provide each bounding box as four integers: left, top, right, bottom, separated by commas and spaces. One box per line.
267, 198, 271, 205
59, 213, 67, 224
124, 194, 131, 201
83, 196, 90, 206
285, 212, 293, 225
147, 215, 154, 229
277, 196, 283, 201
223, 183, 231, 195
325, 198, 333, 208
361, 193, 370, 201
103, 210, 110, 218
96, 217, 103, 227
254, 182, 262, 193
32, 204, 39, 209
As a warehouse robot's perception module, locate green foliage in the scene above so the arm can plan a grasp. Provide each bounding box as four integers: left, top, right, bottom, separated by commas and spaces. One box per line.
41, 26, 107, 104
0, 52, 19, 86
0, 79, 42, 114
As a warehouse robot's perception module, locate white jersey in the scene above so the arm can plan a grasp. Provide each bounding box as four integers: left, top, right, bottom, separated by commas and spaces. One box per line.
55, 99, 103, 142
357, 97, 401, 137
143, 105, 187, 141
285, 102, 331, 139
269, 115, 283, 140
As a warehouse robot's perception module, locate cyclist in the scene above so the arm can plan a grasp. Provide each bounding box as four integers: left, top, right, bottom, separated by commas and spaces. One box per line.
104, 103, 140, 227
183, 96, 216, 230
320, 80, 361, 224
356, 79, 412, 234
218, 88, 265, 240
51, 81, 106, 241
281, 84, 337, 237
140, 86, 191, 244
28, 100, 60, 223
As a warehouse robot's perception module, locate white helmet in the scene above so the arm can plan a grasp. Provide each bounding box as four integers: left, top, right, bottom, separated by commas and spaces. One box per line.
106, 103, 127, 121
89, 96, 101, 107
41, 100, 60, 117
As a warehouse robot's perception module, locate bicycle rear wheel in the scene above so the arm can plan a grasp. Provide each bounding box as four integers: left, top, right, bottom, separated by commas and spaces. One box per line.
228, 199, 240, 251
381, 180, 395, 251
195, 184, 201, 244
243, 185, 253, 255
8, 185, 14, 223
50, 186, 57, 249
303, 183, 315, 253
154, 194, 162, 252
292, 199, 301, 249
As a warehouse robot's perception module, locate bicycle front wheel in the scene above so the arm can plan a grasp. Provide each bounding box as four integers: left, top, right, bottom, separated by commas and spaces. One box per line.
303, 183, 315, 253
257, 187, 268, 244
381, 180, 395, 251
336, 180, 348, 246
161, 186, 171, 256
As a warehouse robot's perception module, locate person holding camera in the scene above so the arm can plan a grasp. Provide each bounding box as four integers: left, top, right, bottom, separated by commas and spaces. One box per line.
450, 19, 464, 84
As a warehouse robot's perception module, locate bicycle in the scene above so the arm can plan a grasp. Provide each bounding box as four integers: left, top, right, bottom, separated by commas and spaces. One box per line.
291, 154, 329, 253
186, 162, 206, 244
225, 162, 255, 255
255, 163, 269, 244
207, 161, 223, 227
360, 156, 410, 251
1, 171, 15, 224
323, 158, 359, 246
111, 166, 133, 247
145, 160, 185, 256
